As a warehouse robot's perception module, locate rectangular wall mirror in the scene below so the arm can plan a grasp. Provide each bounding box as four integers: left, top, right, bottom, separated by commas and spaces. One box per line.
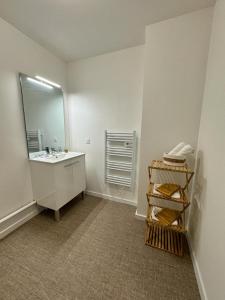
19, 73, 65, 158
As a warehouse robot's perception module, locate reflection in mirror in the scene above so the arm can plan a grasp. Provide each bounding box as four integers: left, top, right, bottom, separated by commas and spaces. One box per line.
19, 73, 65, 158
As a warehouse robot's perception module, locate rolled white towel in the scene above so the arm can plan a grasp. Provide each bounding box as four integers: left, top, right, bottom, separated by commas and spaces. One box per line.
168, 142, 186, 155
176, 144, 194, 156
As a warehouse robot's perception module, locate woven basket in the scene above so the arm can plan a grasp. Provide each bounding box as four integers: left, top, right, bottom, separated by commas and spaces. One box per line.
163, 153, 186, 167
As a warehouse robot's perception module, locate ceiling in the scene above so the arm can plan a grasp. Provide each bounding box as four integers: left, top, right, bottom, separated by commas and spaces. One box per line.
0, 0, 215, 62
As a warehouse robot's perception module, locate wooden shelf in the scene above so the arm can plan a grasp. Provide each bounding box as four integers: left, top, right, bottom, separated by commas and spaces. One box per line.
145, 223, 184, 256
146, 205, 185, 232
156, 208, 180, 225
145, 160, 194, 256
146, 183, 189, 205
149, 160, 193, 174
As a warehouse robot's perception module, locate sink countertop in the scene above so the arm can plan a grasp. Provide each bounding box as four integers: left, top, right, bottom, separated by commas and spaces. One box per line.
29, 151, 85, 164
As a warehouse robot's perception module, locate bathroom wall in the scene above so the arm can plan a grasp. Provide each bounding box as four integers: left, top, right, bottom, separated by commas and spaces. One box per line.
188, 1, 225, 299
67, 46, 144, 205
0, 17, 66, 221
136, 8, 213, 217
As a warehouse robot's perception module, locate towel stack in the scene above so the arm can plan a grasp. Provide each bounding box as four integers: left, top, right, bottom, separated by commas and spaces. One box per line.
163, 142, 194, 166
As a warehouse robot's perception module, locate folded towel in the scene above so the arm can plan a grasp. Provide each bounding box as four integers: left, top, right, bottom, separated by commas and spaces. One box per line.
151, 206, 178, 225
176, 144, 194, 156
168, 142, 186, 155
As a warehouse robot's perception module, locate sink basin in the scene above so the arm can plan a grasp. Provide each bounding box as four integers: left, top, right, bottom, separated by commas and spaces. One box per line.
46, 153, 66, 160
29, 152, 84, 164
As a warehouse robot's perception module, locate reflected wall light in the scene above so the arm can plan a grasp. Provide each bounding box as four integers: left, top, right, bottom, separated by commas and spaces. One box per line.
27, 77, 53, 89
35, 75, 61, 88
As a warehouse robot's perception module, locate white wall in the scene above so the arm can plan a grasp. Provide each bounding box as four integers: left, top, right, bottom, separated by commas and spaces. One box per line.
188, 1, 225, 299
136, 8, 213, 216
0, 17, 66, 219
67, 46, 144, 205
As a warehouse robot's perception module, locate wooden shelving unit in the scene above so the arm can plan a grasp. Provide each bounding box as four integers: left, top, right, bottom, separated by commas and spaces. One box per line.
145, 160, 194, 256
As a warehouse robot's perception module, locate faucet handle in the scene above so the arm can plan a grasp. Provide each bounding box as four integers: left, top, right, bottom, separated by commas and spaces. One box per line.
45, 147, 50, 154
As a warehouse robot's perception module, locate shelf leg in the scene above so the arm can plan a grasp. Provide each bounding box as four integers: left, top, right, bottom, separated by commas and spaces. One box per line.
54, 210, 60, 222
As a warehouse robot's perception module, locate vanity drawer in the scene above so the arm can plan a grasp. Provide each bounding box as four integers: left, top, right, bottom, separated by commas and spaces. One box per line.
62, 157, 81, 167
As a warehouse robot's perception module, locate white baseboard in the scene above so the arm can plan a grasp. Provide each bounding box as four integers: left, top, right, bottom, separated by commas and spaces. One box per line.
0, 202, 42, 240
86, 190, 137, 207
186, 232, 208, 300
135, 210, 146, 220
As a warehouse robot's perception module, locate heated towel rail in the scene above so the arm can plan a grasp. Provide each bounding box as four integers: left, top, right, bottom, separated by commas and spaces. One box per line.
26, 129, 42, 152
105, 131, 136, 189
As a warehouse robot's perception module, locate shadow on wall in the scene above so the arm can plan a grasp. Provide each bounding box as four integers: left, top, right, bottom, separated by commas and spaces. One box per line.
188, 150, 207, 253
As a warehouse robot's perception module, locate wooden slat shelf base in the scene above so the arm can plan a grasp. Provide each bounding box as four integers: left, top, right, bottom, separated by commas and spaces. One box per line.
145, 224, 184, 256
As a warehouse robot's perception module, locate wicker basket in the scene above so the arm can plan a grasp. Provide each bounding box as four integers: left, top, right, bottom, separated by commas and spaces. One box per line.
163, 153, 186, 167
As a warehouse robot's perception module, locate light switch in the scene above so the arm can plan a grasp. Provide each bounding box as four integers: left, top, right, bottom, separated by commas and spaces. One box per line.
85, 137, 91, 144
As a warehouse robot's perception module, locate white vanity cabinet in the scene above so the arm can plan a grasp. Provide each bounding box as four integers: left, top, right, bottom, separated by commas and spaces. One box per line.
30, 153, 86, 220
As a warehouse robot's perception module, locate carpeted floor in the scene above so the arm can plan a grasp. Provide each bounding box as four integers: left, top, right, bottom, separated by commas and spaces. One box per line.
0, 195, 200, 300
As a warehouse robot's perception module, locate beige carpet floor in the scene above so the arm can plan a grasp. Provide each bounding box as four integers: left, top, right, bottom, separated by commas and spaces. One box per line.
0, 195, 200, 300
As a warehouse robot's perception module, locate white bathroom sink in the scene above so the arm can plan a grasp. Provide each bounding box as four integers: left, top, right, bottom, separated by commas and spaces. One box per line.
46, 153, 66, 160
29, 151, 84, 164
